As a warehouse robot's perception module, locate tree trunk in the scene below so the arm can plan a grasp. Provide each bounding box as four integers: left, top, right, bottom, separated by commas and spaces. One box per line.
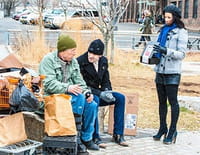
38, 12, 43, 39
103, 31, 110, 56
110, 29, 115, 64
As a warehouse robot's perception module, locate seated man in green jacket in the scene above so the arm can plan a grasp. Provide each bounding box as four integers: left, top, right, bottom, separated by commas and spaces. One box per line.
39, 35, 99, 154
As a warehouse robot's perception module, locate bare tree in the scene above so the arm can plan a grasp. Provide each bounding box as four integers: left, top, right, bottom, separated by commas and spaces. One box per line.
1, 0, 21, 16
21, 0, 29, 8
69, 0, 129, 132
59, 0, 68, 20
73, 0, 129, 63
28, 0, 49, 37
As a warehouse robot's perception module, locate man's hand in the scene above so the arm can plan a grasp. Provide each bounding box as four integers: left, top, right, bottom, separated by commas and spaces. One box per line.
153, 44, 167, 55
68, 84, 82, 95
100, 91, 116, 103
86, 94, 94, 103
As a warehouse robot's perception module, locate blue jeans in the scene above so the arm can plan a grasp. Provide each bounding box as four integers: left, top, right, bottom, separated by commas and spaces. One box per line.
93, 92, 125, 138
70, 93, 97, 141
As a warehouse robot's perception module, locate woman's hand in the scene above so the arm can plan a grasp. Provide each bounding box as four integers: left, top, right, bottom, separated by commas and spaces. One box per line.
153, 44, 167, 54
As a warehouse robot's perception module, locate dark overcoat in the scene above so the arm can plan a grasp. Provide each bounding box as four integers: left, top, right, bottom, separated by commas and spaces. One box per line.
77, 52, 112, 96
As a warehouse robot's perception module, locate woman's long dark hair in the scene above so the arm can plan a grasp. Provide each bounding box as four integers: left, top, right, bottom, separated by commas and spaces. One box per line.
158, 14, 186, 33
173, 16, 186, 29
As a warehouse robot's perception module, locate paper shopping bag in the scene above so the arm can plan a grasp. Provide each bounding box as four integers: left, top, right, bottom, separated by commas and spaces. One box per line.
0, 112, 27, 147
44, 94, 77, 136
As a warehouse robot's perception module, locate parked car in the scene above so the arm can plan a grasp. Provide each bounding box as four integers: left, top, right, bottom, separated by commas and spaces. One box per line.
43, 8, 64, 25
12, 9, 27, 19
19, 13, 39, 25
45, 9, 99, 29
13, 9, 31, 20
42, 9, 52, 22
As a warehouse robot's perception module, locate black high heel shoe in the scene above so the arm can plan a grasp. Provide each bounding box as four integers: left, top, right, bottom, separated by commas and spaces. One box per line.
153, 128, 168, 141
163, 131, 177, 145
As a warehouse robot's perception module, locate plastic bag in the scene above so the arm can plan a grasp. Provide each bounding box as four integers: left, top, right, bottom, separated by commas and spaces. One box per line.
9, 80, 39, 113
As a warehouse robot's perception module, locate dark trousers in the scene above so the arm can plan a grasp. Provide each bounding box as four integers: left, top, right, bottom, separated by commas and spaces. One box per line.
156, 84, 179, 133
93, 92, 125, 138
140, 35, 151, 42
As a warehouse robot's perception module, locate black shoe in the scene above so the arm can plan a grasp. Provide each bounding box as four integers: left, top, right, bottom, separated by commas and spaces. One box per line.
93, 137, 107, 149
112, 134, 129, 147
153, 127, 168, 141
82, 140, 99, 150
135, 42, 141, 47
77, 150, 89, 155
77, 142, 88, 155
163, 131, 177, 145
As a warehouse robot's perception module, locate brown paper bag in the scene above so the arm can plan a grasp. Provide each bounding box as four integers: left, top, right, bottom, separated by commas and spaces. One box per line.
0, 112, 27, 147
44, 94, 77, 136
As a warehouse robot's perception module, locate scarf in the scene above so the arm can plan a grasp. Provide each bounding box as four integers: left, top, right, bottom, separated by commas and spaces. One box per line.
157, 23, 177, 47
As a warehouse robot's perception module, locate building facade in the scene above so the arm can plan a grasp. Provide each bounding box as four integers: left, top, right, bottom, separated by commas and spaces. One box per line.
121, 0, 137, 22
121, 0, 200, 30
168, 0, 200, 29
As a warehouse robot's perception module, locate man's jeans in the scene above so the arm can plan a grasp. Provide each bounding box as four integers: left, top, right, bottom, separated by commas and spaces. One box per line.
93, 92, 125, 138
70, 94, 97, 142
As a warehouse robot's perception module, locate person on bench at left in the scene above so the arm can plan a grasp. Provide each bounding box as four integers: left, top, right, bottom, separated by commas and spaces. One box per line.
39, 35, 99, 155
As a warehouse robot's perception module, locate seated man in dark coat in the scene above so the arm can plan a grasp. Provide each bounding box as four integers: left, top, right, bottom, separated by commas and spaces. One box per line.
77, 39, 128, 147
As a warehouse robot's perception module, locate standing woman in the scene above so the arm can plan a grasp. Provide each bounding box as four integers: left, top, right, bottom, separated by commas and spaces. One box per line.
135, 10, 152, 47
152, 5, 188, 144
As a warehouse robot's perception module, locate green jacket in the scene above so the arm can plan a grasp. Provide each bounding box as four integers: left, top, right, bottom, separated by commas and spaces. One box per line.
39, 51, 90, 96
142, 16, 152, 34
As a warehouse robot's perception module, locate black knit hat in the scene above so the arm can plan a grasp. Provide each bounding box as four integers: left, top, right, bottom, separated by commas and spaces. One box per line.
163, 4, 181, 18
88, 39, 104, 55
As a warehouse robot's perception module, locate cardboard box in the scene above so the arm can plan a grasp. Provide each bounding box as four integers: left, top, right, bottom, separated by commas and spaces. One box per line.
140, 42, 160, 65
108, 93, 139, 136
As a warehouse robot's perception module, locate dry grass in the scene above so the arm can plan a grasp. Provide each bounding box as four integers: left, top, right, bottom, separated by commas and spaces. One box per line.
109, 50, 200, 131
12, 30, 200, 131
14, 30, 102, 68
184, 51, 200, 62
61, 18, 95, 30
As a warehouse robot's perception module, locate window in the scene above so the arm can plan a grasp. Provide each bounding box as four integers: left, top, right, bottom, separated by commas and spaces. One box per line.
171, 2, 177, 5
178, 1, 182, 16
193, 0, 198, 18
184, 0, 189, 18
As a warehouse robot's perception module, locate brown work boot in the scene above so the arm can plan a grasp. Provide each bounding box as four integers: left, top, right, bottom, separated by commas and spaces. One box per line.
112, 134, 129, 147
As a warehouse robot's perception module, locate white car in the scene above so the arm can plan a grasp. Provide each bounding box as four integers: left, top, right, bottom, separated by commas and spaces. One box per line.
19, 12, 39, 24
43, 8, 64, 28
13, 9, 31, 20
45, 9, 99, 29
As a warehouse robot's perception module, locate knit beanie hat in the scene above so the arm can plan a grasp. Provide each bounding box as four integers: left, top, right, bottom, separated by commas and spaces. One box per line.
163, 4, 181, 18
57, 35, 77, 52
88, 39, 104, 55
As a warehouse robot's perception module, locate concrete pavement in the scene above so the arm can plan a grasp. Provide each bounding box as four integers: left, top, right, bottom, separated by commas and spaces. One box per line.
88, 128, 200, 155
